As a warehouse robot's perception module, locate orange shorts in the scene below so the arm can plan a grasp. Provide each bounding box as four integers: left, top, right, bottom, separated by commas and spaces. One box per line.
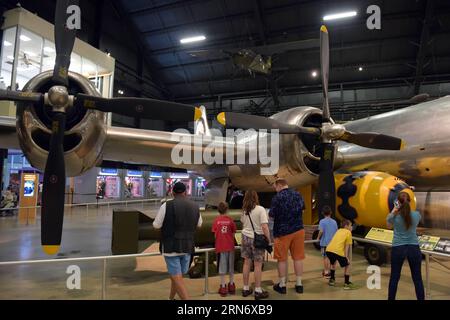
274, 229, 305, 261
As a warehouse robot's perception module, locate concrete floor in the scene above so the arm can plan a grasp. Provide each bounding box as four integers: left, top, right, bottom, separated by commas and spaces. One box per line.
0, 203, 449, 300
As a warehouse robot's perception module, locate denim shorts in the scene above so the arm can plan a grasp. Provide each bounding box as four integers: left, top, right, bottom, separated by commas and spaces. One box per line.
164, 254, 191, 275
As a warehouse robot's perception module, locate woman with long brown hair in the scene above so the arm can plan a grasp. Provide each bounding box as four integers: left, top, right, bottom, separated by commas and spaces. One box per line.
386, 191, 424, 300
240, 190, 271, 300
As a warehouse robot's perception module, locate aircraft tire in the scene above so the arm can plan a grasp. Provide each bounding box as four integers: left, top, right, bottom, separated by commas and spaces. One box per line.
364, 244, 387, 266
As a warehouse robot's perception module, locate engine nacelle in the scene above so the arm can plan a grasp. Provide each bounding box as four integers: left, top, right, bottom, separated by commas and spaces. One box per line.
16, 71, 107, 177
335, 171, 416, 228
228, 106, 323, 192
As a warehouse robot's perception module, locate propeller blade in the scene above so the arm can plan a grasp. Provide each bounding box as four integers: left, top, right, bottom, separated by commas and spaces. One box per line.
75, 94, 202, 122
320, 25, 330, 122
216, 112, 321, 135
410, 93, 430, 104
317, 143, 336, 218
340, 131, 405, 150
53, 0, 78, 85
41, 112, 66, 255
0, 89, 43, 103
370, 93, 430, 107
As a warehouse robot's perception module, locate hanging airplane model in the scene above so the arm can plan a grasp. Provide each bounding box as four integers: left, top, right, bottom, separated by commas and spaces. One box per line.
188, 38, 318, 75
1, 1, 449, 259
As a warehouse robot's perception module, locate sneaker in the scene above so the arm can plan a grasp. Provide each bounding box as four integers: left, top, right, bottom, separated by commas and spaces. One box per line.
242, 288, 253, 297
323, 273, 331, 279
328, 279, 336, 286
343, 282, 357, 290
227, 282, 236, 294
254, 290, 269, 300
219, 286, 228, 297
295, 285, 304, 294
273, 283, 287, 294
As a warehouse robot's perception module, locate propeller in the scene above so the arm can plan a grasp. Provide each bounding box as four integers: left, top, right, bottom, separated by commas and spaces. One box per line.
0, 0, 202, 254
370, 93, 430, 107
40, 0, 78, 255
0, 89, 43, 103
216, 25, 406, 219
216, 112, 320, 135
53, 0, 78, 86
74, 94, 202, 122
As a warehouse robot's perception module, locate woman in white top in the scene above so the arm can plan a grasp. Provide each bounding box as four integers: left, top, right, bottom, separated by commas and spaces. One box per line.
240, 190, 271, 300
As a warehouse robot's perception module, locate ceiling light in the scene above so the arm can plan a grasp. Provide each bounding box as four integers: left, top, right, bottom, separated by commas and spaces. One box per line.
180, 35, 206, 44
311, 71, 318, 77
20, 35, 31, 41
358, 66, 363, 71
323, 11, 357, 21
118, 90, 124, 95
44, 46, 55, 53
3, 41, 12, 47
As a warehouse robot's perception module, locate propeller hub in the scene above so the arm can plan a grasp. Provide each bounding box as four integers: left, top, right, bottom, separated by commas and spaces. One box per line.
45, 85, 72, 112
322, 123, 346, 141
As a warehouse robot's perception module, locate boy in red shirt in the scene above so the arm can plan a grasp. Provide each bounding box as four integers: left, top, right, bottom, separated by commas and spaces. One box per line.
212, 202, 237, 296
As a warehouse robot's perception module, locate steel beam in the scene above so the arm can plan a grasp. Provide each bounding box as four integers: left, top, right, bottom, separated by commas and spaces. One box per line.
253, 0, 267, 44
413, 0, 435, 94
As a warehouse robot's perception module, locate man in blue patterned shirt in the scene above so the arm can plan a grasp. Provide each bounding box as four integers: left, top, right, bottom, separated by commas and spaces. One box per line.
269, 178, 305, 294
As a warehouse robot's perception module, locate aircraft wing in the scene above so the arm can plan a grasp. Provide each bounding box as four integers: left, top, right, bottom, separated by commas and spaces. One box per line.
0, 114, 229, 175
101, 126, 231, 180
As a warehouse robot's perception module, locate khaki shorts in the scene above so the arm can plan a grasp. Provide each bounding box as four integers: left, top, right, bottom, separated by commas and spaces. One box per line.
274, 229, 305, 261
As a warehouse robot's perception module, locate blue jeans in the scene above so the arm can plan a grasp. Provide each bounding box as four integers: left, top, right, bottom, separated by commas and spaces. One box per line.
388, 245, 425, 300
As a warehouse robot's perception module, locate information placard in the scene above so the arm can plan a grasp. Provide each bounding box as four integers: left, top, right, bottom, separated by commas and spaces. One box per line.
234, 232, 242, 246
365, 227, 393, 243
434, 238, 450, 254
418, 235, 440, 251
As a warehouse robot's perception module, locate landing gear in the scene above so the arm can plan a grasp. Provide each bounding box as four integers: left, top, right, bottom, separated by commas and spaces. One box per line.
364, 244, 388, 266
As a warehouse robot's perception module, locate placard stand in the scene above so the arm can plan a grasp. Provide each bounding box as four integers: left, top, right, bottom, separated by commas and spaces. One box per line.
18, 173, 39, 225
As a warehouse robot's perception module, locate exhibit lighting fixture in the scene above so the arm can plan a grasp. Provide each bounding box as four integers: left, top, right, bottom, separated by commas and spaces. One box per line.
3, 40, 12, 47
20, 35, 31, 41
44, 46, 55, 53
323, 11, 357, 21
359, 66, 363, 71
180, 35, 206, 44
312, 71, 318, 77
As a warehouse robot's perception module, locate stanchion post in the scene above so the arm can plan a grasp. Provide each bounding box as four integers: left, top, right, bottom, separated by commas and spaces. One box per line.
425, 253, 431, 300
204, 251, 209, 295
102, 258, 107, 300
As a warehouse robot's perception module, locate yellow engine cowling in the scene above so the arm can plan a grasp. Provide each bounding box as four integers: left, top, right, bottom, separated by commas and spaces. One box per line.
334, 171, 416, 228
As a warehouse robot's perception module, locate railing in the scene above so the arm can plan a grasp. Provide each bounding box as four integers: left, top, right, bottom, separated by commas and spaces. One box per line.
0, 240, 318, 300
0, 197, 205, 215
0, 198, 166, 222
0, 233, 448, 299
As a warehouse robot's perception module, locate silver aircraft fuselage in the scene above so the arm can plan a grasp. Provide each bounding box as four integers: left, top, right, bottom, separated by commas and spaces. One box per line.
340, 95, 450, 192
